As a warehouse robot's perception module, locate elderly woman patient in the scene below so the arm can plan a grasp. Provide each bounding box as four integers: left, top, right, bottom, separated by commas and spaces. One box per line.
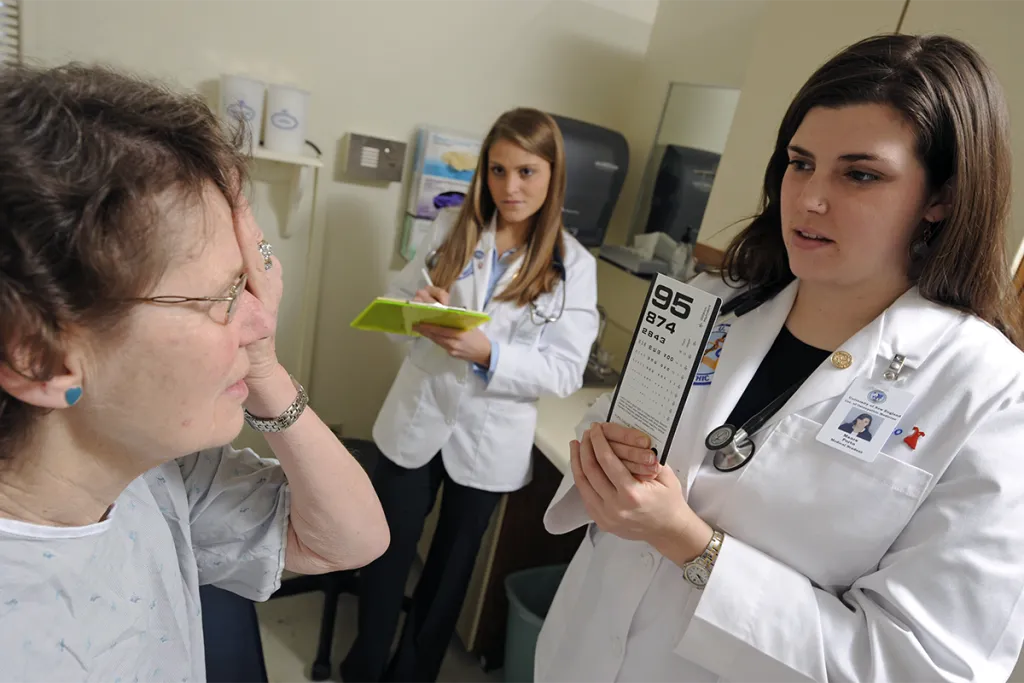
0, 63, 389, 681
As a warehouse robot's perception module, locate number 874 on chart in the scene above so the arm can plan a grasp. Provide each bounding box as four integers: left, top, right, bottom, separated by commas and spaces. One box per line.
640, 275, 720, 348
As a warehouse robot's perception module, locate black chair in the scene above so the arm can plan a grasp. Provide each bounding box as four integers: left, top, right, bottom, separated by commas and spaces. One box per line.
200, 583, 269, 683
269, 438, 411, 681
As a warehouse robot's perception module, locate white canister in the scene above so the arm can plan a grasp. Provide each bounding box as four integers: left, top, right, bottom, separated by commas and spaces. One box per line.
219, 74, 265, 151
263, 84, 309, 155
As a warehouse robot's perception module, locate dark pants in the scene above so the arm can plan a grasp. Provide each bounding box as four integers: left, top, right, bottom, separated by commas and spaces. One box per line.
341, 454, 502, 682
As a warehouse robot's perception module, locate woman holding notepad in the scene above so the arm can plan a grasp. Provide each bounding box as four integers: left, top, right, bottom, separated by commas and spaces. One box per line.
341, 108, 600, 682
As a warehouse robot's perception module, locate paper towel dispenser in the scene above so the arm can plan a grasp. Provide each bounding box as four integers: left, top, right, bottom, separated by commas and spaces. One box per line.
643, 144, 720, 245
549, 113, 628, 248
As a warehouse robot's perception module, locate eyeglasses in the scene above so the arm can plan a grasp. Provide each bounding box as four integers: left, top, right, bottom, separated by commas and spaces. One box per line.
132, 272, 247, 324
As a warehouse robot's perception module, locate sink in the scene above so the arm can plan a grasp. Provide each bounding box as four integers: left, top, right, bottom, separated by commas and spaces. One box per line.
582, 363, 619, 388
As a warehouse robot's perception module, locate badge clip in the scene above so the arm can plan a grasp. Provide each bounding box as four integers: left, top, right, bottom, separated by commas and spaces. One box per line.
883, 354, 906, 382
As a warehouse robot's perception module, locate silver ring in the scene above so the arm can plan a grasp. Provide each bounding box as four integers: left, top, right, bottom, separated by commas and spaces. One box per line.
258, 240, 273, 271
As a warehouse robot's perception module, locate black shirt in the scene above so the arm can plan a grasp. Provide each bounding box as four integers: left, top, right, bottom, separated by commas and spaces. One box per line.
725, 326, 832, 428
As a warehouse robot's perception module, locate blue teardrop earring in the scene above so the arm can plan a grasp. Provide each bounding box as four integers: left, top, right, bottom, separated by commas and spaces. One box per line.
65, 387, 83, 406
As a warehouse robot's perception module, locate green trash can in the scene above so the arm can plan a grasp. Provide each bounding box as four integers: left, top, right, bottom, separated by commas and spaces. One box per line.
503, 564, 568, 683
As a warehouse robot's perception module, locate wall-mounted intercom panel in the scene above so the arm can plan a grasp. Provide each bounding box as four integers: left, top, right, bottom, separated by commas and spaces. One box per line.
339, 133, 406, 183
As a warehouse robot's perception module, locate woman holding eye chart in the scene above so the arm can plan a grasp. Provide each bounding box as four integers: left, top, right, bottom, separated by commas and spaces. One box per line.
341, 108, 599, 683
536, 34, 1024, 682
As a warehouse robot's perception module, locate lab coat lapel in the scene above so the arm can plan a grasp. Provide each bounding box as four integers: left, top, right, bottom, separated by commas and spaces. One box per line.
470, 220, 496, 313
685, 282, 798, 493
771, 308, 882, 427
684, 283, 961, 494
736, 287, 955, 449
874, 287, 958, 374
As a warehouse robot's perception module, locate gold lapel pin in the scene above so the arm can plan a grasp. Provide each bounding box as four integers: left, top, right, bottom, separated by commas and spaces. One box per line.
830, 350, 853, 369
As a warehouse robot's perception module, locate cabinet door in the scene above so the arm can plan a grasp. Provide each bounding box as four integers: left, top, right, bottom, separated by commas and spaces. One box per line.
697, 0, 904, 253
900, 0, 1024, 272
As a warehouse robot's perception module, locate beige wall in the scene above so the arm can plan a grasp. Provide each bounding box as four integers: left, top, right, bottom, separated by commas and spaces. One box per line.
22, 0, 656, 438
603, 0, 767, 249
657, 84, 741, 154
593, 0, 767, 367
696, 0, 906, 252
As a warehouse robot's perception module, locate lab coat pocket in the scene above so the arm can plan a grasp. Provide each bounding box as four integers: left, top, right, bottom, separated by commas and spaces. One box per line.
508, 291, 556, 347
717, 413, 933, 589
509, 310, 547, 348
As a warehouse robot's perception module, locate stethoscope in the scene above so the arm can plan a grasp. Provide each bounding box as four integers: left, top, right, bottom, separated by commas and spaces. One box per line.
701, 278, 798, 472
423, 244, 567, 325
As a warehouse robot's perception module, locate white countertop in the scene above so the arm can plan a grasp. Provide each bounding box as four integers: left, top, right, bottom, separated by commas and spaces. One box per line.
534, 387, 609, 475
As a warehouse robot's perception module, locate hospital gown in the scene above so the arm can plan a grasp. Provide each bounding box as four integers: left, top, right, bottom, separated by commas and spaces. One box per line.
0, 445, 290, 682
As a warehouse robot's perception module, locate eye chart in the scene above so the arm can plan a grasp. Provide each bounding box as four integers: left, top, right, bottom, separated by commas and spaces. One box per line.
607, 274, 722, 464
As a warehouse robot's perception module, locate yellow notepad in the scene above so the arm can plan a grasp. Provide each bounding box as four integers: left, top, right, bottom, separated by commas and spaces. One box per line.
350, 297, 491, 336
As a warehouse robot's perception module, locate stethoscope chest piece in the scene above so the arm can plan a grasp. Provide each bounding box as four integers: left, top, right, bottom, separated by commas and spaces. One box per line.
706, 424, 737, 450
707, 424, 756, 472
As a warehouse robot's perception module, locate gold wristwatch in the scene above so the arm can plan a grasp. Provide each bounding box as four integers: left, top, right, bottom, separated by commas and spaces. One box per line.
682, 529, 724, 589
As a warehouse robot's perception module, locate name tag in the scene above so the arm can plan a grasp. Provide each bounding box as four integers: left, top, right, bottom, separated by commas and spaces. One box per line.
816, 378, 915, 462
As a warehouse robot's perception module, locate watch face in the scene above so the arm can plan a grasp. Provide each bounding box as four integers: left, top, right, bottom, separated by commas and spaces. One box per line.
684, 563, 710, 587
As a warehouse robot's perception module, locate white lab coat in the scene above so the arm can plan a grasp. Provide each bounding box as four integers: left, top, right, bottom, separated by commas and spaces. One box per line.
537, 273, 1024, 682
373, 209, 599, 492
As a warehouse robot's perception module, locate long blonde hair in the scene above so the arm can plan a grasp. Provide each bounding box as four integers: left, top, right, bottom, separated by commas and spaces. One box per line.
428, 108, 566, 307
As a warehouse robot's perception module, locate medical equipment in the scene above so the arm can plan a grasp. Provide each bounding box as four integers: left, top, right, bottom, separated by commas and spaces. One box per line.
706, 380, 804, 471
424, 244, 567, 324
703, 278, 801, 471
704, 278, 906, 471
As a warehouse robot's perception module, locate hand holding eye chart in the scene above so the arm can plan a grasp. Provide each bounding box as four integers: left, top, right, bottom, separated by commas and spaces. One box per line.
606, 274, 722, 464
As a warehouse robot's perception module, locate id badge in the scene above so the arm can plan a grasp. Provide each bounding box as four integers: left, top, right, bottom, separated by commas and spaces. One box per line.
816, 378, 915, 462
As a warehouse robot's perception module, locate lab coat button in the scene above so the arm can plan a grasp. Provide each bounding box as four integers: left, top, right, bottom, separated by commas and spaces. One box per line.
612, 635, 625, 657
641, 551, 654, 568
445, 417, 455, 427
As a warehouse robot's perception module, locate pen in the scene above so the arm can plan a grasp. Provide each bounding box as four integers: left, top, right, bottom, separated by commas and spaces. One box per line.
421, 268, 435, 288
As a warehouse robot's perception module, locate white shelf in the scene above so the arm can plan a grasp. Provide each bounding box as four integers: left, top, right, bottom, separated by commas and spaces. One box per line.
251, 145, 323, 168
248, 145, 323, 239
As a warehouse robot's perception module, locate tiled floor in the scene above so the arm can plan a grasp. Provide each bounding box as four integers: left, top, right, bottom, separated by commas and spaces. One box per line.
256, 591, 503, 683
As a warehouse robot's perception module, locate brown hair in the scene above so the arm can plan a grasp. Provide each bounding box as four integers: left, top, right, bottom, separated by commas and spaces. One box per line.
720, 33, 1023, 347
0, 62, 249, 458
428, 108, 566, 306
